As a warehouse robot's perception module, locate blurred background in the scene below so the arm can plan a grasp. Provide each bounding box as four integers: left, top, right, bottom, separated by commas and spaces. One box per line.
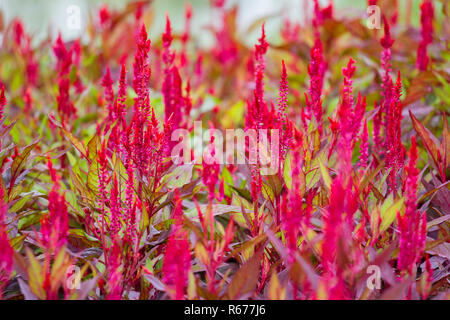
0, 0, 434, 47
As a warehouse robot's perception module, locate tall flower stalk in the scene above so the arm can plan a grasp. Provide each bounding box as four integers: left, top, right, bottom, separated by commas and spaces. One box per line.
162, 192, 191, 300
416, 1, 434, 71
397, 137, 427, 277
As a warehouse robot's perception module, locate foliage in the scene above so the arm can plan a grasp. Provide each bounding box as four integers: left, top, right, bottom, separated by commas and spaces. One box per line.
0, 0, 448, 300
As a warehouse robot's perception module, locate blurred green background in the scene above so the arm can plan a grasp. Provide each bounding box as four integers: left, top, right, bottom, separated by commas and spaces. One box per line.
0, 0, 432, 46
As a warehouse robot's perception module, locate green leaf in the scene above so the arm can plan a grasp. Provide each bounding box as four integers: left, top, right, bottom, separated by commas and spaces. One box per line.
380, 196, 404, 233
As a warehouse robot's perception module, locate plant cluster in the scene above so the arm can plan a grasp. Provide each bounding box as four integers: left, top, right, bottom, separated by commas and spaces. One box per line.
0, 0, 448, 300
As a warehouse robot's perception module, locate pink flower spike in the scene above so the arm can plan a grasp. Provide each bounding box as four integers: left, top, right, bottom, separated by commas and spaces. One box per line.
380, 16, 394, 49
416, 1, 434, 71
0, 186, 13, 298
359, 119, 369, 169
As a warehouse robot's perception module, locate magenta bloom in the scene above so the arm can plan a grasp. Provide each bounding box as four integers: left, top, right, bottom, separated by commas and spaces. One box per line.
0, 87, 6, 120
306, 37, 327, 135
161, 16, 187, 141
281, 128, 309, 259
53, 35, 76, 125
202, 126, 221, 202
416, 1, 434, 71
276, 61, 292, 168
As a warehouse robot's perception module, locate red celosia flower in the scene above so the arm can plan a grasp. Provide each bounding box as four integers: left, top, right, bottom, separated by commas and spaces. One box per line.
162, 14, 174, 66
245, 24, 270, 132
373, 100, 382, 151
336, 58, 358, 150
41, 157, 69, 252
281, 16, 301, 43
53, 35, 76, 125
180, 3, 192, 69
416, 0, 434, 71
306, 37, 327, 135
276, 61, 292, 169
109, 63, 127, 138
97, 142, 110, 232
244, 25, 271, 226
99, 5, 111, 28
0, 87, 6, 120
397, 136, 427, 276
162, 16, 186, 134
163, 66, 184, 129
385, 72, 405, 192
12, 19, 25, 46
377, 17, 404, 193
421, 254, 433, 299
254, 23, 268, 108
23, 38, 38, 87
212, 0, 225, 8
106, 237, 123, 300
380, 17, 394, 108
11, 19, 39, 87
162, 192, 191, 300
23, 88, 32, 113
313, 0, 333, 29
102, 66, 115, 119
281, 128, 308, 259
53, 34, 73, 76
335, 59, 367, 152
56, 77, 76, 125
124, 159, 136, 245
194, 196, 234, 294
72, 39, 82, 67
321, 176, 358, 299
277, 61, 288, 119
322, 59, 365, 299
358, 119, 369, 169
0, 186, 13, 298
109, 175, 121, 237
211, 1, 239, 67
352, 93, 367, 143
131, 24, 164, 178
133, 24, 151, 113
